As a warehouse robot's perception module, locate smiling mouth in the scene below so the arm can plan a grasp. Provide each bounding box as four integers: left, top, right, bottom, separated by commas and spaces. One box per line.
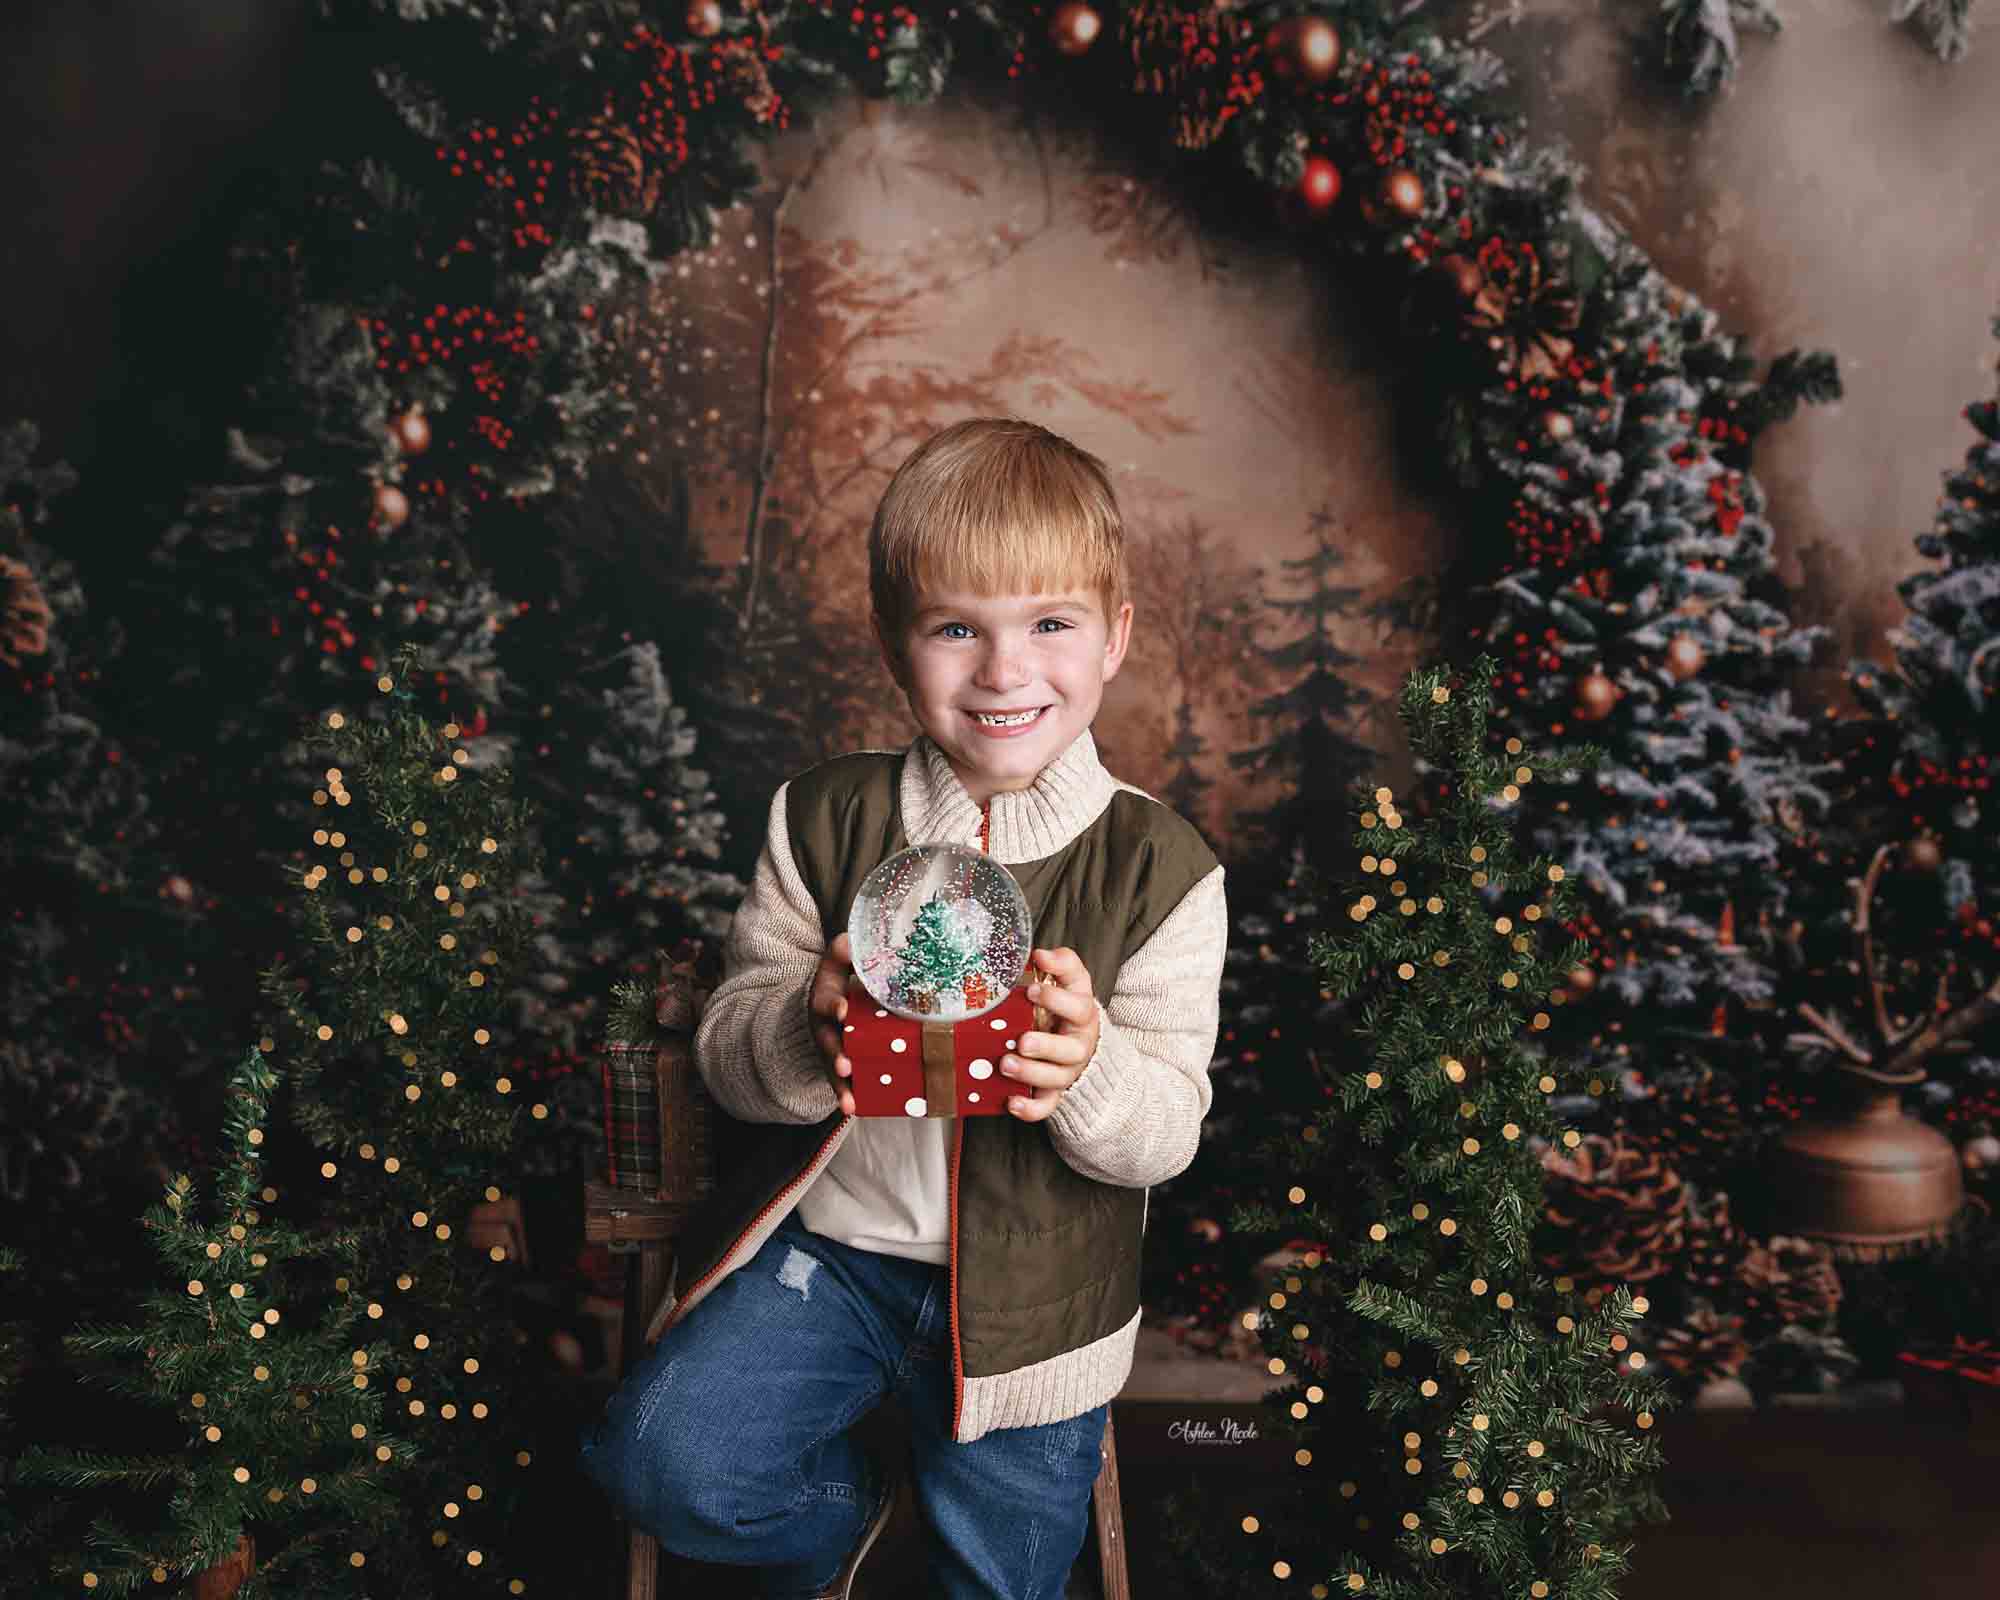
967, 707, 1047, 728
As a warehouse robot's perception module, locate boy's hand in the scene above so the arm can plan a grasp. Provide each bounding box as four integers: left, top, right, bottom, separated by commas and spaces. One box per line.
808, 932, 858, 1117
1003, 946, 1100, 1123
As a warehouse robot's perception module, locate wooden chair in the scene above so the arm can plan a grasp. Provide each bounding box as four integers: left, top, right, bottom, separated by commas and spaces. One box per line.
584, 945, 1131, 1600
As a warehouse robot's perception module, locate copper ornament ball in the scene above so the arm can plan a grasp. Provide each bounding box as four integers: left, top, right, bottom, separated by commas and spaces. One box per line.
372, 483, 410, 530
1574, 670, 1618, 721
1964, 1133, 2000, 1170
1902, 834, 1943, 874
1265, 15, 1341, 83
1379, 168, 1425, 220
1049, 1, 1101, 55
391, 409, 430, 456
1541, 409, 1575, 444
1566, 964, 1597, 994
1664, 634, 1704, 681
685, 0, 723, 38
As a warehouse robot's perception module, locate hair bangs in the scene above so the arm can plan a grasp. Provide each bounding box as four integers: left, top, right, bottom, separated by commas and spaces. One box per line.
870, 418, 1125, 642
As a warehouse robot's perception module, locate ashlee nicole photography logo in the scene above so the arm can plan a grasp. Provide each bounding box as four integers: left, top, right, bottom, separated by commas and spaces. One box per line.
1166, 1415, 1262, 1445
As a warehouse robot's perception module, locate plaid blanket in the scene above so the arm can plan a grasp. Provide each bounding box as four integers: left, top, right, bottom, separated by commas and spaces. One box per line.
599, 1039, 661, 1193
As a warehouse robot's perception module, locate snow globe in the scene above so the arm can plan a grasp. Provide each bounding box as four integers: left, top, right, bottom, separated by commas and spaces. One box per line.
846, 842, 1033, 1023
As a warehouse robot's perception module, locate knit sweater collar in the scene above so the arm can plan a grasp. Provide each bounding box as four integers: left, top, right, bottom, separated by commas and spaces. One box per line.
899, 727, 1116, 864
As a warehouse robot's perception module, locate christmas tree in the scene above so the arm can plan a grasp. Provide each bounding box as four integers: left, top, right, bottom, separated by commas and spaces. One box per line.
21, 643, 567, 1596
893, 893, 982, 1008
1749, 310, 2000, 1370
1170, 657, 1670, 1597
251, 644, 556, 1593
1835, 311, 2000, 1081
1436, 173, 1843, 1180
490, 585, 746, 1170
15, 1048, 396, 1597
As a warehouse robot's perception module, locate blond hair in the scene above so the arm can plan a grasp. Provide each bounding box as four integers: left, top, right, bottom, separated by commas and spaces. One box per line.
868, 418, 1126, 648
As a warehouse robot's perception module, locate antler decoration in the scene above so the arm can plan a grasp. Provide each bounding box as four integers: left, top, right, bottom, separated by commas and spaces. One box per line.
1790, 843, 2000, 1084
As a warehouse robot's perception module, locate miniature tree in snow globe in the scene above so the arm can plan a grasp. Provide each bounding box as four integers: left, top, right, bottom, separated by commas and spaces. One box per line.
848, 843, 1032, 1021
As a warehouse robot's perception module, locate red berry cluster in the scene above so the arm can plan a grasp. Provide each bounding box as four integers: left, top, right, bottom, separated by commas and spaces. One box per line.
1690, 403, 1752, 452
1328, 53, 1459, 166
434, 101, 562, 262
1507, 495, 1602, 571
283, 527, 359, 658
786, 2, 923, 68
361, 305, 540, 483
1890, 755, 1995, 803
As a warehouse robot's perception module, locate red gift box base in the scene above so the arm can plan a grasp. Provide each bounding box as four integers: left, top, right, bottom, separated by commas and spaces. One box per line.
844, 974, 1034, 1117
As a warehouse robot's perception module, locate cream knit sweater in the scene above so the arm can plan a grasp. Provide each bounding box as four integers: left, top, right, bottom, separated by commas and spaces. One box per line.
693, 727, 1229, 1269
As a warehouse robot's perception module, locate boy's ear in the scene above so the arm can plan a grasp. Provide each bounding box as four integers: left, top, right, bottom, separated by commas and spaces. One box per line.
1101, 600, 1134, 682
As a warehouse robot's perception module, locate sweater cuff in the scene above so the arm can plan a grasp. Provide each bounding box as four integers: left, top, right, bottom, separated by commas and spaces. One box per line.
766, 976, 841, 1122
1046, 1002, 1128, 1142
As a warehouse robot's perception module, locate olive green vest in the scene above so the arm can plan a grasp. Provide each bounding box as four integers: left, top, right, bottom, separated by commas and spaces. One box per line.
674, 747, 1218, 1380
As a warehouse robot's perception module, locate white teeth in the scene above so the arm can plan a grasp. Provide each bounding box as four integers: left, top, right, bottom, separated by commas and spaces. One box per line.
972, 708, 1042, 727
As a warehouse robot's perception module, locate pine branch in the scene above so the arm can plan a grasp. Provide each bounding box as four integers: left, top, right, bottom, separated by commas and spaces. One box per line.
13, 1446, 189, 1492
1657, 0, 1783, 97
1748, 348, 1843, 429
1890, 0, 1976, 61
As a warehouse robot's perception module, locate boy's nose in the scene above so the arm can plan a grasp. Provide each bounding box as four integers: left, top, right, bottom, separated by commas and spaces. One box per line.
974, 645, 1029, 690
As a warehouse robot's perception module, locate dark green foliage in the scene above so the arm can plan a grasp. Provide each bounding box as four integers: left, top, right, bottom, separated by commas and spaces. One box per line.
1187, 659, 1670, 1598
15, 1050, 394, 1598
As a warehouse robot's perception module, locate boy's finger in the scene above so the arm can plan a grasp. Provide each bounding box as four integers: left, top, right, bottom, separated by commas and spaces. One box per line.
1002, 1056, 1074, 1088
1033, 947, 1091, 997
1029, 983, 1090, 1028
1007, 1090, 1056, 1122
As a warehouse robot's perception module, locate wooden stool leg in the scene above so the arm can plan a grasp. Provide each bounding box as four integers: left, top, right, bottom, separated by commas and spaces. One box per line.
625, 1527, 659, 1600
618, 1245, 674, 1600
1091, 1412, 1130, 1600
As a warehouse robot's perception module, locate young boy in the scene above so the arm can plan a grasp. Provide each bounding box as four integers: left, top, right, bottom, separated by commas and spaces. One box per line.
579, 418, 1228, 1598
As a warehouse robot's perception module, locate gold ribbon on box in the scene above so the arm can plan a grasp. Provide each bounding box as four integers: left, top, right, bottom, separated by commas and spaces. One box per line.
921, 1023, 957, 1118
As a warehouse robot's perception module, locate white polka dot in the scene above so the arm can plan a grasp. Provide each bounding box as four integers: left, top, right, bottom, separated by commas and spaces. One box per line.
969, 1059, 994, 1080
879, 1074, 893, 1085
989, 1018, 1007, 1031
843, 1023, 854, 1032
1005, 1039, 1016, 1051
904, 1097, 927, 1117
968, 1092, 980, 1103
889, 1038, 908, 1054
875, 1009, 888, 1018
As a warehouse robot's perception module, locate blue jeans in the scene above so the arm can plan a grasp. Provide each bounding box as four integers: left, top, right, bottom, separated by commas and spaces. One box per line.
578, 1213, 1108, 1599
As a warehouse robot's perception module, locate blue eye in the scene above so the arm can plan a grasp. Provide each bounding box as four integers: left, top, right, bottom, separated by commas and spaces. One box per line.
931, 617, 1073, 639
